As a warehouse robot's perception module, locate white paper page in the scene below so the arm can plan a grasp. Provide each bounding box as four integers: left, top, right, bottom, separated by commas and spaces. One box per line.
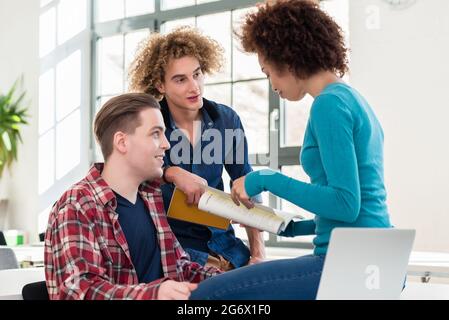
198, 188, 284, 234
273, 209, 304, 231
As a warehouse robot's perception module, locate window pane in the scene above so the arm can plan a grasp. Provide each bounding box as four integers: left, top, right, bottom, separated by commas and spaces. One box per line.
56, 110, 81, 179
39, 69, 55, 135
96, 0, 124, 22
278, 165, 314, 243
94, 96, 115, 162
232, 7, 265, 81
204, 84, 231, 106
233, 223, 269, 242
255, 165, 271, 243
281, 94, 313, 147
38, 205, 53, 234
197, 11, 231, 83
40, 0, 53, 7
94, 140, 104, 163
39, 7, 56, 57
233, 80, 269, 154
97, 96, 115, 113
161, 0, 195, 10
98, 35, 124, 95
161, 18, 196, 34
58, 0, 87, 44
279, 166, 312, 218
124, 29, 150, 86
125, 0, 155, 17
251, 166, 270, 206
38, 129, 55, 194
56, 50, 81, 121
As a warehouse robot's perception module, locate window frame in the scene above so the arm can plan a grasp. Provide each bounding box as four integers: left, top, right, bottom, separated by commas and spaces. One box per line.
38, 1, 92, 227
91, 0, 314, 249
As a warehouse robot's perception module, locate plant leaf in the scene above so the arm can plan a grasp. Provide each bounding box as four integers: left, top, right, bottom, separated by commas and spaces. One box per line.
0, 78, 28, 178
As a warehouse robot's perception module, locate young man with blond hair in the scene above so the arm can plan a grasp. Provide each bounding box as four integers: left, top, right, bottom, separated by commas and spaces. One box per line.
44, 93, 221, 300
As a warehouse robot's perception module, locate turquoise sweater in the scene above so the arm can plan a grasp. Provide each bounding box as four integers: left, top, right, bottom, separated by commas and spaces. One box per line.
245, 82, 391, 255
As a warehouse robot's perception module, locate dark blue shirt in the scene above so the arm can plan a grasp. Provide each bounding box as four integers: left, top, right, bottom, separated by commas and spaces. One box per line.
160, 98, 258, 268
114, 191, 163, 283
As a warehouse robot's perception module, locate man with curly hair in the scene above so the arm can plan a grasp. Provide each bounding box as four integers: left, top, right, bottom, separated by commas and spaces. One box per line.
129, 27, 265, 272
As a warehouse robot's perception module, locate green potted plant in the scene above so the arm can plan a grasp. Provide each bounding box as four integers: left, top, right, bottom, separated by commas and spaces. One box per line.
0, 80, 29, 230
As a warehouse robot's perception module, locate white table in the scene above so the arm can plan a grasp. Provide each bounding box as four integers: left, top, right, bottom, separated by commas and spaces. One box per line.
401, 282, 449, 300
0, 268, 45, 300
9, 244, 44, 268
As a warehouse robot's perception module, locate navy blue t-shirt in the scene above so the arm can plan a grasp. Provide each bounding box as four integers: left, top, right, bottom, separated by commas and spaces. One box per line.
114, 191, 163, 283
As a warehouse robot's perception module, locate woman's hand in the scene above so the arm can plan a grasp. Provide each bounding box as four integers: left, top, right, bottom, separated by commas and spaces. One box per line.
231, 176, 254, 209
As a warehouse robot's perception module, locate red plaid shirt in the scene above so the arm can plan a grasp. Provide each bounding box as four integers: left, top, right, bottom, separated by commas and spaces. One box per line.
44, 163, 221, 300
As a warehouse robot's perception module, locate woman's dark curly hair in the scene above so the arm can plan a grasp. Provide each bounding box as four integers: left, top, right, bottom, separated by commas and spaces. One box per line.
238, 0, 348, 79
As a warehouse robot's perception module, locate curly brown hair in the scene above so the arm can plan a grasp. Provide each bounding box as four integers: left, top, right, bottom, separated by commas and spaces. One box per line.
238, 0, 348, 79
128, 26, 224, 100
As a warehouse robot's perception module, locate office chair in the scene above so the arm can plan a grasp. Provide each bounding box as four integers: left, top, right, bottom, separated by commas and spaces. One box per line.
0, 230, 7, 245
22, 281, 49, 300
0, 247, 19, 270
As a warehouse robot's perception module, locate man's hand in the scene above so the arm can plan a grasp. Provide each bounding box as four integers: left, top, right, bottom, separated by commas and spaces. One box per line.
157, 280, 198, 300
165, 166, 207, 205
248, 256, 265, 265
231, 176, 254, 209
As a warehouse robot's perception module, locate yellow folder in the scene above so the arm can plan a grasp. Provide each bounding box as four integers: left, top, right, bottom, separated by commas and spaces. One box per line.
167, 187, 230, 230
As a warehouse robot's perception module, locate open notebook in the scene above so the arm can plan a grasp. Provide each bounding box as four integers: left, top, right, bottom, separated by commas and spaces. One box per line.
167, 186, 304, 234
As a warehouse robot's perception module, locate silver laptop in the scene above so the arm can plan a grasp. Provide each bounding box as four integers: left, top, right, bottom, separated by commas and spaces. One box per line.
316, 228, 415, 300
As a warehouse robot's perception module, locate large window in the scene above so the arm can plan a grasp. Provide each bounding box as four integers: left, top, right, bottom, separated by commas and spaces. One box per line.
38, 0, 92, 233
92, 0, 349, 248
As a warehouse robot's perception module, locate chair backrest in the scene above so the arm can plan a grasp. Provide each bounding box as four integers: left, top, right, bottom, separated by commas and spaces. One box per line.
22, 281, 49, 300
0, 231, 7, 245
0, 247, 19, 270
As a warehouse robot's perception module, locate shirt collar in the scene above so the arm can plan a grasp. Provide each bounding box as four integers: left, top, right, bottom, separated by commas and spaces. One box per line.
159, 97, 219, 131
86, 163, 162, 209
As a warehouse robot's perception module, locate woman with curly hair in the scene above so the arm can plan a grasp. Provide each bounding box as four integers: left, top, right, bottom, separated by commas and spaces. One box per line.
214, 0, 392, 298
129, 26, 265, 272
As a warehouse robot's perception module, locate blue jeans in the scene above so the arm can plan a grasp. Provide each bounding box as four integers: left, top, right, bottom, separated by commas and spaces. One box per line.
190, 254, 325, 300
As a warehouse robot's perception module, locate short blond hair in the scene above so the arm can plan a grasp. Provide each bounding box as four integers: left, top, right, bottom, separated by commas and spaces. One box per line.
94, 93, 160, 160
128, 26, 224, 100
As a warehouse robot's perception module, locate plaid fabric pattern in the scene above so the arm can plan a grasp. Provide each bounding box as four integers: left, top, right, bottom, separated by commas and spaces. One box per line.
44, 163, 220, 300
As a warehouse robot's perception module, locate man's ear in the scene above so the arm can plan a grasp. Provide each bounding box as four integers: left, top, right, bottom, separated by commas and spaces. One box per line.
156, 81, 165, 95
112, 131, 127, 154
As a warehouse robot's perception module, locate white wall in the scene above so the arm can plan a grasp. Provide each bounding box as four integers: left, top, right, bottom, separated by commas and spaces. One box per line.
0, 0, 40, 242
349, 0, 449, 252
